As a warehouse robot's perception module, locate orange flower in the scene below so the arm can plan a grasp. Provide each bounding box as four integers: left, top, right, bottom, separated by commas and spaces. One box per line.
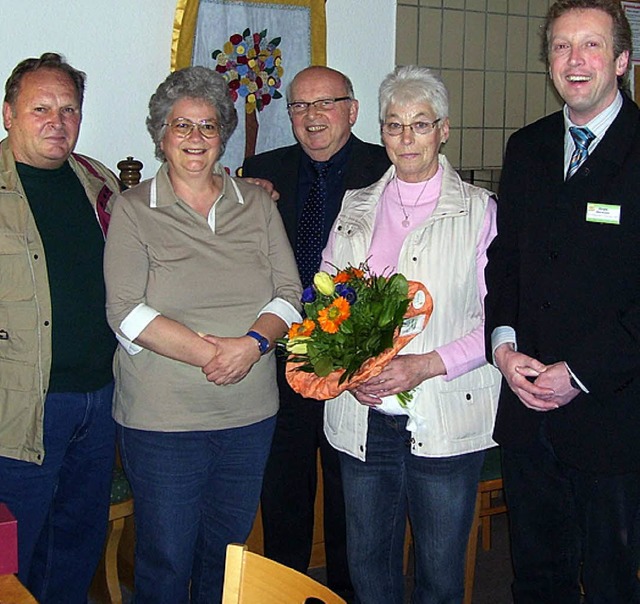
287, 319, 316, 339
287, 323, 301, 339
334, 267, 364, 284
318, 297, 351, 334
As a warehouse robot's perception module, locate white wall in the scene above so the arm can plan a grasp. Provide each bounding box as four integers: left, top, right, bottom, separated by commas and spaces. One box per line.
327, 0, 396, 150
0, 1, 394, 179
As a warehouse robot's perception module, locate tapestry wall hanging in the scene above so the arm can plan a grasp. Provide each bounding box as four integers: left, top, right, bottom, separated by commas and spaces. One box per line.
172, 0, 326, 174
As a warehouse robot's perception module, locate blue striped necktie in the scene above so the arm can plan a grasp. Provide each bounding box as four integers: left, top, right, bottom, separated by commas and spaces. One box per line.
567, 126, 595, 180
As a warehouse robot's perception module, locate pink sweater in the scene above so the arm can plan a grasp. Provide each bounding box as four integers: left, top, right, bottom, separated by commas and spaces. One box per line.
324, 166, 497, 381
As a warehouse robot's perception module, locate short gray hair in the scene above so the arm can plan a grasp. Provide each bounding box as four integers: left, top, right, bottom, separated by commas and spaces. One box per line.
147, 66, 238, 161
379, 66, 449, 122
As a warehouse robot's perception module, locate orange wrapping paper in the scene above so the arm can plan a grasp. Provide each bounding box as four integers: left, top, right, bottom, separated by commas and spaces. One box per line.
286, 281, 433, 400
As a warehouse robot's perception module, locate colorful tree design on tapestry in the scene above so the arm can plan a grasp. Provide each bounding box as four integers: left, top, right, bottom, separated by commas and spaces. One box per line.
212, 28, 284, 158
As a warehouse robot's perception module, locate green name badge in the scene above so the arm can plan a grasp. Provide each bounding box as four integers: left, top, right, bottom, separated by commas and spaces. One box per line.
586, 203, 620, 225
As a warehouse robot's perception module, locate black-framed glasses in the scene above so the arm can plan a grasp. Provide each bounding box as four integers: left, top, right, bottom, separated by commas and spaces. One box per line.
286, 96, 352, 115
163, 118, 222, 139
381, 119, 441, 136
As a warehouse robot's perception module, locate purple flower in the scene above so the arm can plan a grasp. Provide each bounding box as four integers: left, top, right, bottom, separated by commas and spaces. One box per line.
301, 286, 316, 303
336, 284, 357, 305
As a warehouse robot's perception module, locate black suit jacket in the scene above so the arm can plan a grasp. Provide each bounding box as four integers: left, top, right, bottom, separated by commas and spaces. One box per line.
485, 95, 640, 473
242, 135, 390, 249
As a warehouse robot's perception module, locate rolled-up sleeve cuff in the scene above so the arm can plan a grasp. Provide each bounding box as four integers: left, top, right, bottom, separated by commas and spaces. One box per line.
491, 326, 517, 365
258, 298, 302, 328
118, 303, 160, 355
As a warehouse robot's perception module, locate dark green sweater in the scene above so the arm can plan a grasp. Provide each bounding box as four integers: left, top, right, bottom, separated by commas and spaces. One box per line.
17, 161, 115, 392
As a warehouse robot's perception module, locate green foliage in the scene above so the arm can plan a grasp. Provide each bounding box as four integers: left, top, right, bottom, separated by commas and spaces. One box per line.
284, 264, 411, 385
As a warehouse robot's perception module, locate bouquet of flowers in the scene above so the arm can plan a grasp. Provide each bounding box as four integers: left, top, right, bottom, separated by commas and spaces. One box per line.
282, 264, 433, 402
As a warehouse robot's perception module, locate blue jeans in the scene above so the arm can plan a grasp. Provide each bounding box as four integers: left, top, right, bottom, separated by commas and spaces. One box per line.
0, 382, 116, 604
339, 411, 483, 604
503, 423, 640, 603
119, 416, 276, 604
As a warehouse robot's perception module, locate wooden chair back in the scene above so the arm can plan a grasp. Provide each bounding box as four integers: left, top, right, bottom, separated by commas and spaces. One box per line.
463, 446, 508, 604
222, 543, 346, 604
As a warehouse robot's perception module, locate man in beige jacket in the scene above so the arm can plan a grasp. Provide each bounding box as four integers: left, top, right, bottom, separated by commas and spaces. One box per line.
0, 52, 120, 603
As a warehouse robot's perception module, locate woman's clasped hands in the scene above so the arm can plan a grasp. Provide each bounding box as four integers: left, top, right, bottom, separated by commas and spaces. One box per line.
200, 334, 261, 385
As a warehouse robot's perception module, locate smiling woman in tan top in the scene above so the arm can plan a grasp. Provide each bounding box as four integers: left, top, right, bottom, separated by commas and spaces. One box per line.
103, 66, 301, 604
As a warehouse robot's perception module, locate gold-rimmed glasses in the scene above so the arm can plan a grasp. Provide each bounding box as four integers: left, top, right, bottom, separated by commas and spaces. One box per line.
163, 118, 222, 139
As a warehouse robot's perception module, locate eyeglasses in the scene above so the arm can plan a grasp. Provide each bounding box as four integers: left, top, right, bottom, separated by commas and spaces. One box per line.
163, 118, 222, 139
381, 119, 441, 136
286, 96, 352, 115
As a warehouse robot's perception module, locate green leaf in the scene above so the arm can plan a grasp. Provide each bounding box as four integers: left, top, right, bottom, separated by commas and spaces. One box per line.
377, 303, 396, 327
314, 356, 335, 377
337, 372, 348, 385
388, 273, 409, 295
380, 329, 394, 350
396, 389, 413, 408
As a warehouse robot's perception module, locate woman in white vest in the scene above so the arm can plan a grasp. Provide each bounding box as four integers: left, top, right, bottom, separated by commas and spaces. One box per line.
321, 65, 500, 604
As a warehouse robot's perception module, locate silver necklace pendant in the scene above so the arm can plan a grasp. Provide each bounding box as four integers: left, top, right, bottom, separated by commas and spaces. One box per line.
395, 175, 430, 230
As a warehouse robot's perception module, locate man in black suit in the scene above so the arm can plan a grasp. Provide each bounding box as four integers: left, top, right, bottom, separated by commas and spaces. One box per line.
485, 1, 640, 601
243, 66, 389, 597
